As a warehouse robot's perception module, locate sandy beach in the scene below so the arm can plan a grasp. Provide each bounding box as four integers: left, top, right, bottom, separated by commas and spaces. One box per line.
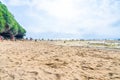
0, 40, 120, 80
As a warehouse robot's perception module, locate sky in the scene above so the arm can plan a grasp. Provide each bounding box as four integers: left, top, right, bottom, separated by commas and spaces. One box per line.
1, 0, 120, 39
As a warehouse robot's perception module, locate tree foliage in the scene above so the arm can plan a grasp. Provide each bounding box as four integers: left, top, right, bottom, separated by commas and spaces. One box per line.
0, 2, 26, 39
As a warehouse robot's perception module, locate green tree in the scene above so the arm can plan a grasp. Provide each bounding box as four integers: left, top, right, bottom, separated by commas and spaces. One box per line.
0, 2, 26, 39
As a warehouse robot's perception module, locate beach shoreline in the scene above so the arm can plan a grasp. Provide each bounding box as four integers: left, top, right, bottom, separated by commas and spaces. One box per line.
0, 41, 120, 80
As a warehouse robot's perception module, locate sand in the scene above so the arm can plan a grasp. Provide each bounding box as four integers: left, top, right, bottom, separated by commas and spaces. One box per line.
0, 41, 120, 80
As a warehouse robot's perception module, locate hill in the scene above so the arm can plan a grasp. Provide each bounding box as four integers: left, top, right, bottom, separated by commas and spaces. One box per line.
0, 1, 26, 39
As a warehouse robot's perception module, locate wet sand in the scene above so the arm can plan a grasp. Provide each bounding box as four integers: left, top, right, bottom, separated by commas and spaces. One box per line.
0, 41, 120, 80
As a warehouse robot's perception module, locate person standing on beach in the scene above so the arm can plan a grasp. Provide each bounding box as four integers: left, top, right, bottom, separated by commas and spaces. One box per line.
0, 35, 3, 41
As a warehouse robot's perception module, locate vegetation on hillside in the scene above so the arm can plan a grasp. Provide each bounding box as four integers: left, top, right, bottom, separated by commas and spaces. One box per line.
0, 1, 26, 39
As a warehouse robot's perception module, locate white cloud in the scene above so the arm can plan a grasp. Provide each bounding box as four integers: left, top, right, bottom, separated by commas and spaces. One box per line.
4, 0, 120, 38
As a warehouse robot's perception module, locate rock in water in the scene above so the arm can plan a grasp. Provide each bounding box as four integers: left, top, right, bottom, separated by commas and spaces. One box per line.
0, 1, 26, 39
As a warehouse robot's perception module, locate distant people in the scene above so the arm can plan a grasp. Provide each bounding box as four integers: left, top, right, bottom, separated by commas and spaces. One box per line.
11, 37, 14, 41
30, 37, 33, 41
35, 39, 37, 42
11, 35, 15, 41
26, 38, 28, 40
0, 36, 3, 41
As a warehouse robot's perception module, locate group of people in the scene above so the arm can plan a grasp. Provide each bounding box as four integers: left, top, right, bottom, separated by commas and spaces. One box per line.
0, 35, 15, 41
0, 35, 39, 42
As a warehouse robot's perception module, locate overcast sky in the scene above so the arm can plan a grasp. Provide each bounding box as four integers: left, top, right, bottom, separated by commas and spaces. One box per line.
1, 0, 120, 39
